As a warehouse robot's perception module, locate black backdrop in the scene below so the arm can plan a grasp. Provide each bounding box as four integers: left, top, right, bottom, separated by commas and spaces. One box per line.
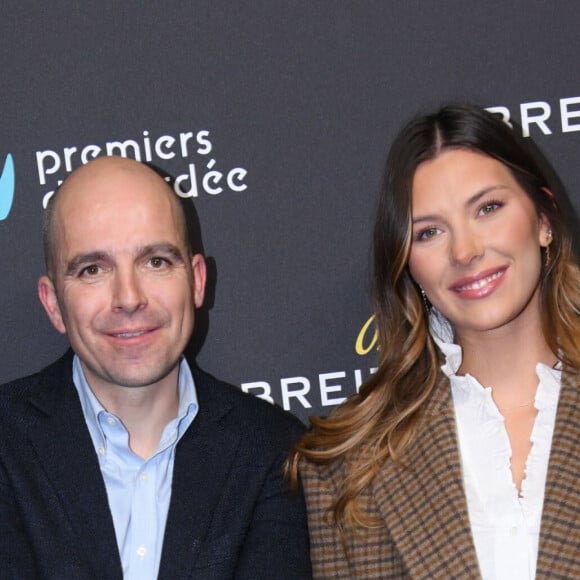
1, 1, 579, 423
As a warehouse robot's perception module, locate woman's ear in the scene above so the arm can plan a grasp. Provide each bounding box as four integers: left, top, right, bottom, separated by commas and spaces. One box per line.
538, 211, 552, 248
538, 188, 555, 248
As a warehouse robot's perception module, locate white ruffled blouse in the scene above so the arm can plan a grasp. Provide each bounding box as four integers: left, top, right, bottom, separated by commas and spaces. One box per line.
430, 312, 561, 580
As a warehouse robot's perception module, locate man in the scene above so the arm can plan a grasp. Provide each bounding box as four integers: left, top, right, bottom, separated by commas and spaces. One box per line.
0, 156, 311, 579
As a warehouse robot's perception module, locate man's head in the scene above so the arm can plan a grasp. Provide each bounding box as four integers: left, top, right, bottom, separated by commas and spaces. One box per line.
38, 156, 206, 393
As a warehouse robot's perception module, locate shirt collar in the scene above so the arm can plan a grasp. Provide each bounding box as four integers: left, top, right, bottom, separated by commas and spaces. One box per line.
428, 308, 463, 377
72, 355, 198, 450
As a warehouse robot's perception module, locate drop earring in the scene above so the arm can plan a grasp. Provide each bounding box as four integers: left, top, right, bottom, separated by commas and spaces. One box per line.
420, 287, 431, 313
544, 230, 553, 267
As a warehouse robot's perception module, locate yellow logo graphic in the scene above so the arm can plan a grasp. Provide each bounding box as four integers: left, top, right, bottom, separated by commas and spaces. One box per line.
355, 315, 377, 355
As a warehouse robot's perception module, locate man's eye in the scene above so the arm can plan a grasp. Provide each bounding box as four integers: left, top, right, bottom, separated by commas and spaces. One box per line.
80, 264, 101, 277
150, 257, 169, 268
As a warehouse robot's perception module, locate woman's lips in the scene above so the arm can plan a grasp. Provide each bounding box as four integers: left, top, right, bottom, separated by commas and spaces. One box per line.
451, 267, 507, 298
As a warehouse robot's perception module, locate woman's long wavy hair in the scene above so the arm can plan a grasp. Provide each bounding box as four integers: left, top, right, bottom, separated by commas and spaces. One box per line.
286, 103, 580, 532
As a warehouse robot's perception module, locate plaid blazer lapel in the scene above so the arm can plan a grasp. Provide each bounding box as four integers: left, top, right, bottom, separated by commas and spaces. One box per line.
536, 370, 580, 577
372, 375, 481, 578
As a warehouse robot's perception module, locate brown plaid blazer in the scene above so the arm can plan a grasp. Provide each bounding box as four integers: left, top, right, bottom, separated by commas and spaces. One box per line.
300, 371, 580, 578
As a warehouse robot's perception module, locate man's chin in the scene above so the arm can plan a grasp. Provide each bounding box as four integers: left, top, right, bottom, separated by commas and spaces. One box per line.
83, 359, 181, 391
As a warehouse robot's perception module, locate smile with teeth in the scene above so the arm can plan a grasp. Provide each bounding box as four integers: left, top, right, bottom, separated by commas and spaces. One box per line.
455, 270, 504, 292
112, 330, 149, 338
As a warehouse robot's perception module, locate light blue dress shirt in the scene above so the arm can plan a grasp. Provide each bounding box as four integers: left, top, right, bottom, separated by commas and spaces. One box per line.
72, 355, 198, 580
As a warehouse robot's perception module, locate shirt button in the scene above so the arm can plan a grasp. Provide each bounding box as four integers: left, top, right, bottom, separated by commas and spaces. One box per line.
98, 447, 105, 455
136, 545, 147, 558
139, 473, 148, 483
510, 526, 518, 536
107, 417, 116, 425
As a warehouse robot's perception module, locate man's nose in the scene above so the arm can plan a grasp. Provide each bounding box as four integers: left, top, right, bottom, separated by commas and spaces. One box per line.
111, 268, 147, 312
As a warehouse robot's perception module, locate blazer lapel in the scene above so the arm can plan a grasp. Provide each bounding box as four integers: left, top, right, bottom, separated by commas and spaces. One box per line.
372, 376, 481, 578
26, 354, 122, 578
158, 378, 242, 580
536, 370, 580, 577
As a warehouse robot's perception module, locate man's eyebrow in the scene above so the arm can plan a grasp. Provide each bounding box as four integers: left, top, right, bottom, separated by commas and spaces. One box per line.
65, 252, 110, 276
138, 243, 186, 263
64, 244, 186, 276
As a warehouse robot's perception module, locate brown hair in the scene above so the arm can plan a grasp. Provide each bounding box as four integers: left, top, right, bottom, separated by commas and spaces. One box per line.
287, 103, 580, 532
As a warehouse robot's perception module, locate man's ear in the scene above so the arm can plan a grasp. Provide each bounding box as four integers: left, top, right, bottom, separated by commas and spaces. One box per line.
38, 275, 67, 334
191, 254, 207, 308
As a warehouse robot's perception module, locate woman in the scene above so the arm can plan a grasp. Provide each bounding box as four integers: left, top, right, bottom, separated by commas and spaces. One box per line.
288, 104, 580, 578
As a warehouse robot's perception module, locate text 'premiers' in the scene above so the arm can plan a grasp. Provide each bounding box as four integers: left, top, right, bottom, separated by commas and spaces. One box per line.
35, 129, 248, 208
242, 366, 377, 412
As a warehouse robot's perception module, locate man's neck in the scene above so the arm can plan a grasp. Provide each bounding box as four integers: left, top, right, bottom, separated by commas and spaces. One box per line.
84, 365, 181, 460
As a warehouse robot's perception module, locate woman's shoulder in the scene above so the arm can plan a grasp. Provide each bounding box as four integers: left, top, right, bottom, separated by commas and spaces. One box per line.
299, 453, 346, 485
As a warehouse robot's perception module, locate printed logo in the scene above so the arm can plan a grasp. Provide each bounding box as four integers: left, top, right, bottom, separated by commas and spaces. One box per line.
35, 129, 248, 209
0, 154, 15, 221
355, 314, 377, 355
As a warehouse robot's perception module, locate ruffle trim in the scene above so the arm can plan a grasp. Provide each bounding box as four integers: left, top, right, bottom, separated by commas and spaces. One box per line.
429, 310, 561, 522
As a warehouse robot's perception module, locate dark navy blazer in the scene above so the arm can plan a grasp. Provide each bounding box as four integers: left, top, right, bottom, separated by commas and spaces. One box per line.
0, 351, 312, 579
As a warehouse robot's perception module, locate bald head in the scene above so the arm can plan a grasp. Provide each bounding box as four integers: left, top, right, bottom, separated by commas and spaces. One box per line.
43, 156, 190, 279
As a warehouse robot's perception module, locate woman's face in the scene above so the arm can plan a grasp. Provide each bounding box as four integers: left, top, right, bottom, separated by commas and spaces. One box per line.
407, 148, 551, 342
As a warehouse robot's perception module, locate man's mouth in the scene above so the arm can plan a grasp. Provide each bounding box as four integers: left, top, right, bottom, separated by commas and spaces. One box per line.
110, 329, 151, 338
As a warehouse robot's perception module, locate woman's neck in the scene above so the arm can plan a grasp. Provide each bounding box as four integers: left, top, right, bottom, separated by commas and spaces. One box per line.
455, 309, 557, 405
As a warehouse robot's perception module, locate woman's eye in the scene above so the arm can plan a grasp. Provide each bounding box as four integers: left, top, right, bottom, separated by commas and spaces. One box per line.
417, 227, 440, 241
479, 200, 503, 215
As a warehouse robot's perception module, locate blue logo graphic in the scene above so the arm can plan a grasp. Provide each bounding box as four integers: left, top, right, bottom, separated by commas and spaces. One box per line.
0, 154, 15, 221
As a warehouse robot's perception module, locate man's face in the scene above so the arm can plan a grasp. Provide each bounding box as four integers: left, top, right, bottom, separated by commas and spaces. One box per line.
38, 159, 206, 394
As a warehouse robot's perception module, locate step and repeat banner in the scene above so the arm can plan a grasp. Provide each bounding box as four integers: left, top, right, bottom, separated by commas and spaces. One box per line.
1, 2, 579, 423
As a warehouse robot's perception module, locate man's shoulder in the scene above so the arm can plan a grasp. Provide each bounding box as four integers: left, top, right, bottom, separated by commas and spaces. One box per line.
191, 366, 306, 440
0, 351, 73, 407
